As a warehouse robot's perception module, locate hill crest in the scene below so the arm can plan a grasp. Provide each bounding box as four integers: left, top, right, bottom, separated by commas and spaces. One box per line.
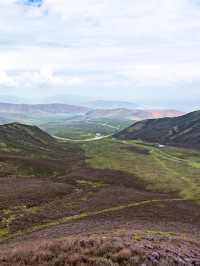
0, 122, 57, 152
86, 108, 184, 120
0, 103, 89, 114
115, 110, 200, 149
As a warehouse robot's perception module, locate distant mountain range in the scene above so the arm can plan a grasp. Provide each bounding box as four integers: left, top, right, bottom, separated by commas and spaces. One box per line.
115, 110, 200, 149
86, 108, 184, 121
82, 100, 138, 110
0, 103, 184, 123
0, 95, 25, 104
0, 103, 89, 114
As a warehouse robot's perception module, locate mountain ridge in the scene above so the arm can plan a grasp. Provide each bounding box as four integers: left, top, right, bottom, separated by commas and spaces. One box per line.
115, 110, 200, 149
0, 103, 89, 114
0, 122, 56, 149
82, 100, 138, 109
86, 108, 184, 120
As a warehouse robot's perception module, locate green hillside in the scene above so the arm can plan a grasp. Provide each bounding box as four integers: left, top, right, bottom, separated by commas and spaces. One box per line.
0, 122, 199, 261
83, 138, 200, 201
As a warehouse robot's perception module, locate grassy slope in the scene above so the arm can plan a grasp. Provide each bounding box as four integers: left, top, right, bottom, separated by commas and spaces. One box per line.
0, 124, 86, 239
82, 138, 200, 201
0, 131, 199, 243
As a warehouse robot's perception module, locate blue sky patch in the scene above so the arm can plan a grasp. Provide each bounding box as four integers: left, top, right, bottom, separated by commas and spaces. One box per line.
21, 0, 43, 7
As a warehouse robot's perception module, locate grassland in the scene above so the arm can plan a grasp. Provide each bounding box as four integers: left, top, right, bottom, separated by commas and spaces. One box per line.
0, 125, 199, 261
82, 138, 200, 202
0, 124, 199, 264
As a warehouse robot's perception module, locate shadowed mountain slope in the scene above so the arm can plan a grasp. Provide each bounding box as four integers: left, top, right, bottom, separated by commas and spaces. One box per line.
0, 123, 56, 150
115, 110, 200, 149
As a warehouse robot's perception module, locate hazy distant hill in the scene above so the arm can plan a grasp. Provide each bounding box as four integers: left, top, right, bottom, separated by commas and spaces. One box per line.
86, 108, 184, 121
0, 103, 89, 114
0, 116, 13, 125
0, 95, 24, 104
83, 100, 138, 109
115, 110, 200, 149
43, 94, 94, 105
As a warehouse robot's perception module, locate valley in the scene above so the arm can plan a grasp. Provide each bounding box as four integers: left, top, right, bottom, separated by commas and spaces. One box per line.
2, 0, 200, 263
0, 111, 199, 265
0, 102, 183, 141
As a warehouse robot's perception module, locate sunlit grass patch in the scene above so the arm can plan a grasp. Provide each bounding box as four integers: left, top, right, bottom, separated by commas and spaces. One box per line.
0, 205, 41, 239
76, 180, 105, 189
0, 228, 9, 238
146, 230, 177, 237
82, 138, 200, 202
132, 232, 144, 241
132, 229, 177, 241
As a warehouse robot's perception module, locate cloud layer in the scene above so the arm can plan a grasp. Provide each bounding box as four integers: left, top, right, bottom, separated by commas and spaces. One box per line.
0, 0, 200, 108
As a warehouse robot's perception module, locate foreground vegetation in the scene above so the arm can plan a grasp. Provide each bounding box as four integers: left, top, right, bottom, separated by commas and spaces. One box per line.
1, 233, 199, 266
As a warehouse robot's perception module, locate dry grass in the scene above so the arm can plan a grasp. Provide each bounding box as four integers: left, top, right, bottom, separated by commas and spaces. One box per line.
1, 236, 199, 266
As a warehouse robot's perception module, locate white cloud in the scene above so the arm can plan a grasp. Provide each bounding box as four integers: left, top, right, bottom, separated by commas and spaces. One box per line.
0, 0, 200, 107
0, 69, 85, 91
123, 63, 200, 83
0, 71, 16, 87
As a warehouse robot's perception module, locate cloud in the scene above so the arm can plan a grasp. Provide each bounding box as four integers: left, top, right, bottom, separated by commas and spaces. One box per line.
0, 71, 16, 87
123, 63, 200, 84
0, 0, 200, 108
0, 69, 85, 91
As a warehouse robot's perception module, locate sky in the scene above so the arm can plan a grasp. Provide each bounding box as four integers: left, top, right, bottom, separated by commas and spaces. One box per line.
0, 0, 200, 110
